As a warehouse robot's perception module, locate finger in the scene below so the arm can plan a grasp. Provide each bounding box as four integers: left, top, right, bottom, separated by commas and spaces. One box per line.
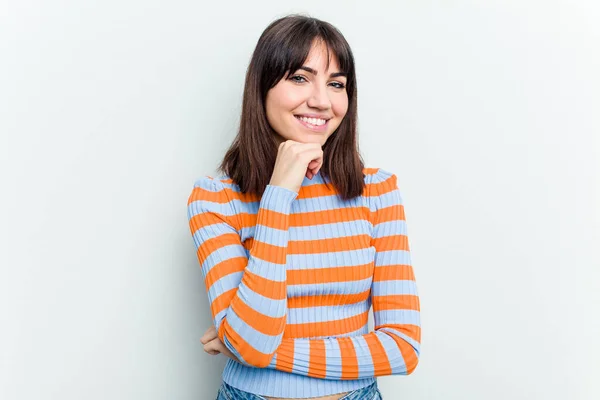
204, 341, 221, 354
311, 161, 322, 176
308, 160, 319, 168
200, 327, 218, 344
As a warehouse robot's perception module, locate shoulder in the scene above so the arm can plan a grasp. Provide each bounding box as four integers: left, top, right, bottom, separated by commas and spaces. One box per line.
187, 174, 241, 227
187, 174, 234, 207
363, 167, 399, 191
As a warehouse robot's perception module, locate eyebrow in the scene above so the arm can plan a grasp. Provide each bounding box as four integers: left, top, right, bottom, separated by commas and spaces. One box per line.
298, 66, 347, 78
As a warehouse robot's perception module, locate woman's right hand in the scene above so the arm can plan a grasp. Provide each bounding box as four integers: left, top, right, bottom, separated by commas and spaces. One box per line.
269, 140, 323, 194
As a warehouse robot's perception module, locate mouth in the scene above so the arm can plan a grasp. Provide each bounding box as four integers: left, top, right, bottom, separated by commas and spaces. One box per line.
294, 115, 330, 132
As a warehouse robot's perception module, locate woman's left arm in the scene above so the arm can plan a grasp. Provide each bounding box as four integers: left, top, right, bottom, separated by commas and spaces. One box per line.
264, 171, 421, 380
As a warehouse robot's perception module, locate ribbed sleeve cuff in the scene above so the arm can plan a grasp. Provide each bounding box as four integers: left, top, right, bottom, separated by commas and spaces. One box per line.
260, 184, 298, 214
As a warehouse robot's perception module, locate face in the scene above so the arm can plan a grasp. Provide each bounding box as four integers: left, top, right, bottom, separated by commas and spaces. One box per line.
265, 40, 349, 147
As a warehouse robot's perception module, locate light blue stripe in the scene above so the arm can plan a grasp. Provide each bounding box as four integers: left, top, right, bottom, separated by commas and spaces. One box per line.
293, 194, 365, 213
188, 199, 236, 218
374, 309, 420, 326
379, 327, 421, 356
287, 248, 374, 269
373, 249, 412, 266
372, 220, 407, 235
376, 332, 406, 374
371, 279, 418, 296
287, 300, 370, 324
199, 243, 245, 277
200, 243, 287, 282
288, 277, 372, 297
235, 285, 286, 318
193, 219, 289, 249
207, 271, 243, 301
353, 336, 375, 378
244, 259, 287, 282
291, 340, 311, 376
287, 220, 373, 240
378, 189, 403, 208
324, 338, 342, 379
195, 237, 243, 274
251, 224, 290, 248
213, 309, 226, 332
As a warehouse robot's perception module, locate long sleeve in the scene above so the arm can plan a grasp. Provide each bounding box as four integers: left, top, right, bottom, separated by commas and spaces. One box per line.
187, 176, 298, 367
265, 169, 421, 379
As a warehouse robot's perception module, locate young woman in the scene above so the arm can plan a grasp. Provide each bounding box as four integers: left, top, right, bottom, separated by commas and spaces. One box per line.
187, 14, 421, 400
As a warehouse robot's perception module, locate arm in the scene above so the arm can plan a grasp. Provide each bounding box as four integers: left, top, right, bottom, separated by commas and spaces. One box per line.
265, 169, 421, 379
187, 176, 298, 367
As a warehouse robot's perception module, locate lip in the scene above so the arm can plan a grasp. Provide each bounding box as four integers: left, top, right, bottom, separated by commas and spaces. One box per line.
294, 115, 329, 132
294, 113, 332, 119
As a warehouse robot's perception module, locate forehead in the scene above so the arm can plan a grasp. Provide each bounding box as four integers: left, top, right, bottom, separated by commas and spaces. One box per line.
303, 41, 341, 71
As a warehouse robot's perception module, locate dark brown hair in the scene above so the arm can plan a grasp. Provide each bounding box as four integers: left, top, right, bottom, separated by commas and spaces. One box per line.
217, 14, 365, 201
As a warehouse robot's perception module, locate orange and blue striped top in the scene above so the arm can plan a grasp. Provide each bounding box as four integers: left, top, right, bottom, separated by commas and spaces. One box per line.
186, 167, 421, 398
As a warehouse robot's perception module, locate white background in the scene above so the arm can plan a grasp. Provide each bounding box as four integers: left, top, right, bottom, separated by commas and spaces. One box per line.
1, 1, 598, 399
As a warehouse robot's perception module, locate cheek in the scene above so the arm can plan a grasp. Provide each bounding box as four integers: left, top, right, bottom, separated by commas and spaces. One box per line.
332, 95, 349, 118
271, 85, 305, 112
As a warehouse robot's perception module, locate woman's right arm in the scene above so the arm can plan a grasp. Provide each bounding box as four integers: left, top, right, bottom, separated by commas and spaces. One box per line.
187, 177, 298, 368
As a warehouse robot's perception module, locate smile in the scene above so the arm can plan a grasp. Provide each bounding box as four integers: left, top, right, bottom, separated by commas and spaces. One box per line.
294, 115, 329, 132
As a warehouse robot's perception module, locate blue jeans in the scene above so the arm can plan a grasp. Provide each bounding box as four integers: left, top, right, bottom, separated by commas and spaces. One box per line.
216, 380, 383, 400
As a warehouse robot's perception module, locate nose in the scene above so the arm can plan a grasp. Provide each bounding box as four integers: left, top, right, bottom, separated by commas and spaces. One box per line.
307, 83, 331, 110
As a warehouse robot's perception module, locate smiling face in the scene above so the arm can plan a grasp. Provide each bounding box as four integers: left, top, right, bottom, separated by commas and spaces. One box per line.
265, 40, 349, 146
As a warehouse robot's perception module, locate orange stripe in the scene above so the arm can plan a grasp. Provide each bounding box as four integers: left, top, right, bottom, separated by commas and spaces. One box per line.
289, 207, 370, 227
220, 318, 272, 367
289, 234, 371, 255
240, 269, 286, 300
229, 296, 286, 336
372, 294, 420, 311
211, 288, 237, 318
373, 264, 415, 281
285, 311, 368, 338
308, 339, 327, 378
287, 264, 373, 285
194, 231, 239, 264
385, 328, 420, 374
253, 207, 293, 231
337, 337, 359, 379
372, 203, 406, 223
368, 171, 397, 197
204, 256, 246, 289
372, 234, 410, 252
287, 290, 370, 308
364, 333, 392, 376
188, 179, 256, 204
188, 186, 224, 205
249, 240, 287, 265
275, 339, 295, 373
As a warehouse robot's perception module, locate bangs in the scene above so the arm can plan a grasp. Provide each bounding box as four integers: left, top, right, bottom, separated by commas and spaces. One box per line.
260, 17, 355, 92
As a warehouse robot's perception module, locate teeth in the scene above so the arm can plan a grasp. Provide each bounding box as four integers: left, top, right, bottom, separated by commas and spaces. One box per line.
297, 116, 327, 126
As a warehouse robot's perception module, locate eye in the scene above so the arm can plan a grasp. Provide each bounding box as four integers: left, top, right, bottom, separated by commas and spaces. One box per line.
289, 75, 307, 83
289, 75, 346, 89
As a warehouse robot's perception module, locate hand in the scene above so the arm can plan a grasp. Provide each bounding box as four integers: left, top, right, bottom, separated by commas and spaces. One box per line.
200, 325, 239, 362
269, 140, 324, 194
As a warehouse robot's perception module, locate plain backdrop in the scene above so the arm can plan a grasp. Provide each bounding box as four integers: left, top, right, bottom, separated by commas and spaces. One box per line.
1, 1, 598, 399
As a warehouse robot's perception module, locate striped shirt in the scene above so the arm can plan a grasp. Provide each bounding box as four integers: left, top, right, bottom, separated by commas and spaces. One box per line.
186, 167, 421, 398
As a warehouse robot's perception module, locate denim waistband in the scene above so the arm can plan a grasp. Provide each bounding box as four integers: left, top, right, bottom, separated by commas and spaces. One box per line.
217, 380, 381, 400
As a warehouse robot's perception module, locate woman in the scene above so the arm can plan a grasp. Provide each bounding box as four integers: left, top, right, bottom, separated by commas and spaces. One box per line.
187, 14, 421, 400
